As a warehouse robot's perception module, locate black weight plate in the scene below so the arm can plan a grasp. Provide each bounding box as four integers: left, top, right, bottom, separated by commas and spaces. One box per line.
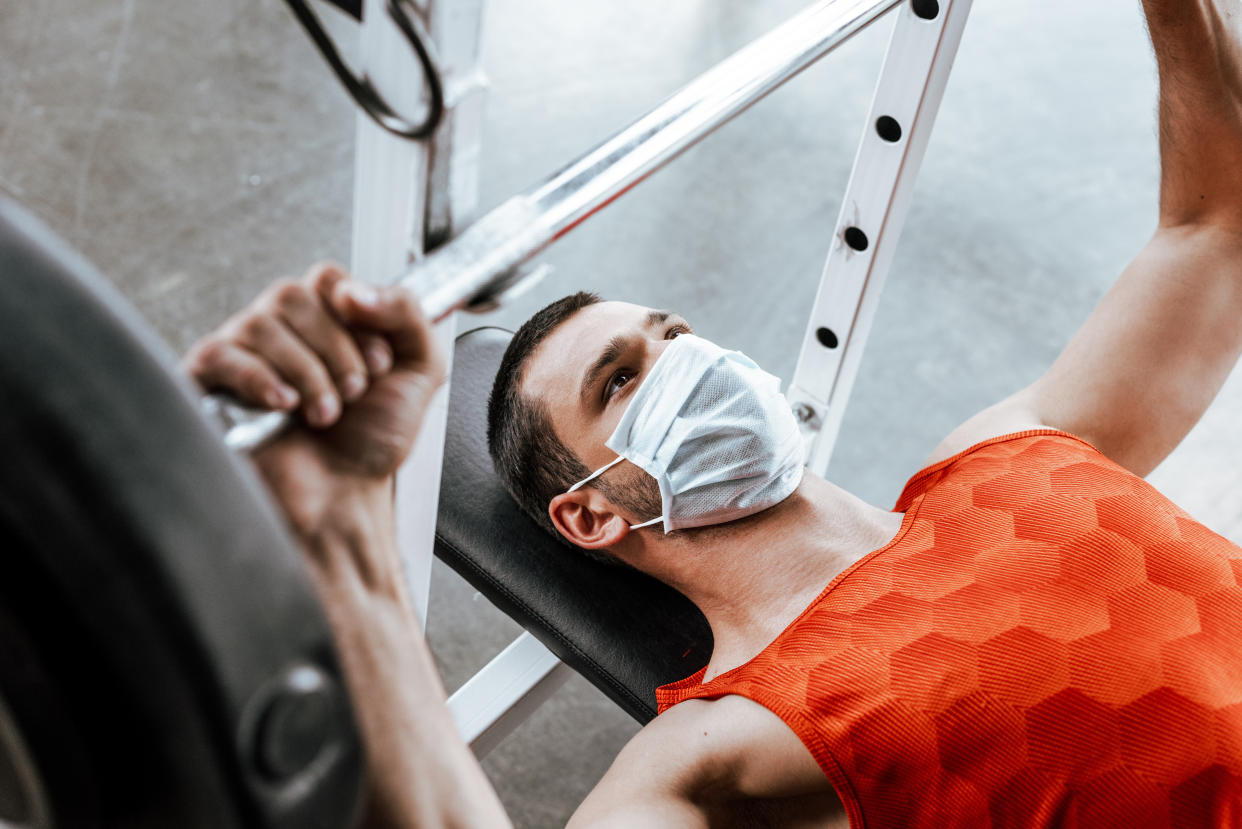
0, 199, 363, 828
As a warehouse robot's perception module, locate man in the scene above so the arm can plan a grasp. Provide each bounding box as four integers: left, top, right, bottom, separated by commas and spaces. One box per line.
187, 0, 1242, 824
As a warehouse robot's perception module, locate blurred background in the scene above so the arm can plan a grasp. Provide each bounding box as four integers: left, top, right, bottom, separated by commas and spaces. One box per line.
3, 0, 1239, 825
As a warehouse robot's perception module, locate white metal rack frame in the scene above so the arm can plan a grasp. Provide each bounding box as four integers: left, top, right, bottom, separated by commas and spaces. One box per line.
348, 0, 972, 756
789, 0, 974, 476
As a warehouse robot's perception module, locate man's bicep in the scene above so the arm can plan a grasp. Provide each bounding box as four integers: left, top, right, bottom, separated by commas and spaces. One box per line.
1026, 225, 1242, 476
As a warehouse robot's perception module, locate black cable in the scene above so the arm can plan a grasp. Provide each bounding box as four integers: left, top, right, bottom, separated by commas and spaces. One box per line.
282, 0, 445, 141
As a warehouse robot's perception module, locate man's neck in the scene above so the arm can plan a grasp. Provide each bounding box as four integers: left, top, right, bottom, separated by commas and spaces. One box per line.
637, 474, 906, 681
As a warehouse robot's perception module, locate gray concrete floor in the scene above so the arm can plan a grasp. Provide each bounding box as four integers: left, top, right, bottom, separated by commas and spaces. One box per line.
3, 0, 1241, 826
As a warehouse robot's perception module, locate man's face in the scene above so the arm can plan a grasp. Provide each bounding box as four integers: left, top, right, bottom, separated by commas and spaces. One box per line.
522, 300, 695, 486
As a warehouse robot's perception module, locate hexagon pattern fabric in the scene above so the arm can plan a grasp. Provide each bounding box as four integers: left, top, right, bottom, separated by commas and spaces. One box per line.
656, 430, 1242, 827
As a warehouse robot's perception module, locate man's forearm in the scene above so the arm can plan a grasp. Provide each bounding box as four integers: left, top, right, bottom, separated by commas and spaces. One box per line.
1141, 0, 1242, 226
304, 486, 512, 829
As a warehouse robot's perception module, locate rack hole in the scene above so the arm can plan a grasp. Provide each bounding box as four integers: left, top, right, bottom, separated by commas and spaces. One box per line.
844, 226, 869, 252
876, 116, 902, 142
816, 327, 839, 349
912, 0, 939, 19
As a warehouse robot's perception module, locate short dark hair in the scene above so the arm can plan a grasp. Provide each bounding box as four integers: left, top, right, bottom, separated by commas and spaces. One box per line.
486, 291, 611, 560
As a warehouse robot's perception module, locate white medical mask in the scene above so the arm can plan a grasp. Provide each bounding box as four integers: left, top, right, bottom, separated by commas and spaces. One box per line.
565, 333, 806, 533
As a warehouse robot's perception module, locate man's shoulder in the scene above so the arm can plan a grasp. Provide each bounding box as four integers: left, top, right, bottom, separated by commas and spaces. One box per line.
917, 391, 1051, 471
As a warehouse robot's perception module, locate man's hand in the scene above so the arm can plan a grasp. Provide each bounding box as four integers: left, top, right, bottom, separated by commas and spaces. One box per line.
182, 262, 445, 535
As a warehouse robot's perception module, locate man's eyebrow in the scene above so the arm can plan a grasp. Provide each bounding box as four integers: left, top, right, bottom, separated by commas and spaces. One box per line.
648, 309, 693, 330
580, 335, 627, 407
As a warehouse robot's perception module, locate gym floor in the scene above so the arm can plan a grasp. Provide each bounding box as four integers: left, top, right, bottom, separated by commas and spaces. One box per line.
3, 0, 1240, 825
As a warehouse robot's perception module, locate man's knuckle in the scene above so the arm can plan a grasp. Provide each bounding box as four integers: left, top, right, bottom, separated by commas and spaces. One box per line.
236, 313, 272, 342
308, 261, 345, 288
201, 347, 227, 373
265, 278, 306, 311
273, 278, 301, 300
184, 344, 214, 378
196, 337, 230, 368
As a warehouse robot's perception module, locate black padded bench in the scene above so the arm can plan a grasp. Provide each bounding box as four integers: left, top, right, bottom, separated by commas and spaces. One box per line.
435, 327, 714, 722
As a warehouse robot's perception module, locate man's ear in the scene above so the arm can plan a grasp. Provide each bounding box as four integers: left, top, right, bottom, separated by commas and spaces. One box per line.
548, 490, 629, 549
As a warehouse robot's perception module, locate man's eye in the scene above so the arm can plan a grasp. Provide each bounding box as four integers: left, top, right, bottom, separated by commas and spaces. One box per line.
666, 324, 691, 339
605, 369, 635, 400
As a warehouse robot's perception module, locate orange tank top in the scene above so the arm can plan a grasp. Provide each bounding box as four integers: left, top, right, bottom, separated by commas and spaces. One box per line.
656, 429, 1242, 827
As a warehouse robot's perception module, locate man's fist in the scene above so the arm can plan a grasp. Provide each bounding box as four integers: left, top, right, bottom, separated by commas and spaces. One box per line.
183, 262, 446, 534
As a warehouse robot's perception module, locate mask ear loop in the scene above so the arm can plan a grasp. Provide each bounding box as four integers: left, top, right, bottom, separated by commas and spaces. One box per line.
566, 455, 625, 493
628, 516, 663, 530
566, 456, 662, 531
